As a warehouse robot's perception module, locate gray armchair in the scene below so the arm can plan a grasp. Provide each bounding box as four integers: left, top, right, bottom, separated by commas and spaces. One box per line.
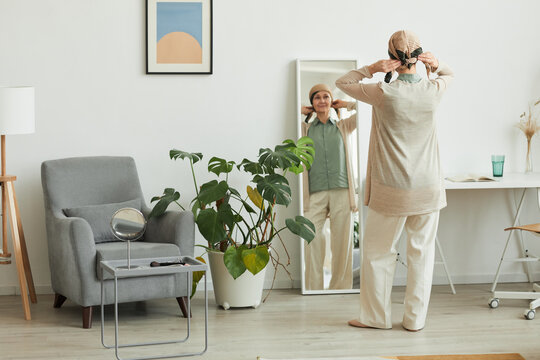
41, 156, 195, 328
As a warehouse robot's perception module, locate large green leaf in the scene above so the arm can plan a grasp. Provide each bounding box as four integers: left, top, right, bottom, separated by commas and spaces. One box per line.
191, 199, 201, 219
228, 187, 241, 198
169, 150, 203, 164
256, 174, 291, 206
285, 216, 316, 243
237, 158, 264, 175
241, 246, 269, 275
208, 157, 235, 176
217, 202, 235, 229
149, 188, 180, 218
240, 198, 257, 214
283, 137, 315, 174
224, 246, 247, 279
197, 180, 229, 205
258, 142, 299, 171
196, 208, 227, 245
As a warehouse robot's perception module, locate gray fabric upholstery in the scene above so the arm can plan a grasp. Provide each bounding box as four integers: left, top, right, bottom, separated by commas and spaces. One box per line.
41, 156, 195, 307
63, 199, 141, 243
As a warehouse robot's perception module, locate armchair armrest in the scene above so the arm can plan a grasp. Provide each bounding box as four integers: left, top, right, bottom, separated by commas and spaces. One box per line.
144, 210, 195, 258
46, 213, 97, 305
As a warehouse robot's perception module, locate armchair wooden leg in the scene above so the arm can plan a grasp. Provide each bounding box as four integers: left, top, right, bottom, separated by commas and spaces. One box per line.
82, 306, 92, 329
176, 296, 192, 318
53, 294, 66, 308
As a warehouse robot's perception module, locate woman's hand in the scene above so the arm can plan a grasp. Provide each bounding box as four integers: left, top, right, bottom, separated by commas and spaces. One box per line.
332, 99, 348, 109
368, 59, 401, 75
417, 52, 439, 70
301, 105, 314, 116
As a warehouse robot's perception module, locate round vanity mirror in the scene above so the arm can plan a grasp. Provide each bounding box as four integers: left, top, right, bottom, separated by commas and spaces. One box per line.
111, 207, 146, 241
110, 207, 146, 269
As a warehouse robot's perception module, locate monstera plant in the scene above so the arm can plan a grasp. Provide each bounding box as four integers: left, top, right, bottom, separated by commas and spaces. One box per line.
150, 137, 316, 283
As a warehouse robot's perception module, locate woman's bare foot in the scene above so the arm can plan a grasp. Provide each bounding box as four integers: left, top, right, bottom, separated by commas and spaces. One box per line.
348, 319, 374, 328
348, 319, 392, 329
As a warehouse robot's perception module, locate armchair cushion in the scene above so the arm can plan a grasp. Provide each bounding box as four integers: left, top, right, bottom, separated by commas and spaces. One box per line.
96, 241, 181, 280
63, 199, 141, 243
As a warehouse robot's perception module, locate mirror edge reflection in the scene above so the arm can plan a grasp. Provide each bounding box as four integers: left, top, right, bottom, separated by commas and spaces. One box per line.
296, 58, 364, 295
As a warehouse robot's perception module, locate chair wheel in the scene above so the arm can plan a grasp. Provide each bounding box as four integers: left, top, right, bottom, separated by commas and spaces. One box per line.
524, 309, 535, 320
489, 298, 499, 309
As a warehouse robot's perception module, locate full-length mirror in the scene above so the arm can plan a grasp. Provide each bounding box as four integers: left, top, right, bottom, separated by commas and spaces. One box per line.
296, 59, 366, 294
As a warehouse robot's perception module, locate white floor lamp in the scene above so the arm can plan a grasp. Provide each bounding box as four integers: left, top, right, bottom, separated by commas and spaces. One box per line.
0, 86, 36, 320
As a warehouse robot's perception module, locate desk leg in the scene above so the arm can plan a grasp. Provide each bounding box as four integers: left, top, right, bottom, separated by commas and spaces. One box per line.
491, 188, 527, 292
435, 236, 456, 295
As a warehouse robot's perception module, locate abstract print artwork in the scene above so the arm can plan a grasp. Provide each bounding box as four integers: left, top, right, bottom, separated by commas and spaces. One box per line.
146, 0, 212, 74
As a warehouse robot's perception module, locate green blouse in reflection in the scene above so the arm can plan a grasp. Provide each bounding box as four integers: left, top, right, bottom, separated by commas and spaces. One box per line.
307, 116, 349, 194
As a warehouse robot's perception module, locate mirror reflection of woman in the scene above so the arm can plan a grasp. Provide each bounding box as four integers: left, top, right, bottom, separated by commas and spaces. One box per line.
301, 84, 357, 290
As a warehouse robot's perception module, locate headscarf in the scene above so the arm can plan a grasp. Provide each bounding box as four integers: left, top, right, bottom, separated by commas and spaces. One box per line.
309, 84, 333, 104
306, 84, 340, 122
385, 30, 431, 83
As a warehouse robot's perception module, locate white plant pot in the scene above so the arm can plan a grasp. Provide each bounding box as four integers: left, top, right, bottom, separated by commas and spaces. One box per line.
208, 251, 267, 310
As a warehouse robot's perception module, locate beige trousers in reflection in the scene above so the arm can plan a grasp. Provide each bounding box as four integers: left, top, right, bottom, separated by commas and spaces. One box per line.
304, 188, 353, 290
358, 208, 439, 330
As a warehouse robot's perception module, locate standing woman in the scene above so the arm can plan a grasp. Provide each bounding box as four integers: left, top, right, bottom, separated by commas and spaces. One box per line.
301, 84, 357, 290
335, 30, 453, 331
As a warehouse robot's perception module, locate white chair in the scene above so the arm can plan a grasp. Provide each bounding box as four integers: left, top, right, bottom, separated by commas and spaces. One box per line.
489, 189, 540, 320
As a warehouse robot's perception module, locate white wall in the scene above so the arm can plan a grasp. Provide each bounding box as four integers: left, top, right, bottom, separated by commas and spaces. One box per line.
0, 0, 539, 294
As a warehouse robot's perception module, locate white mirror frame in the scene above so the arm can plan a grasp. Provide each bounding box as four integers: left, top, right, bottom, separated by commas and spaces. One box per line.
296, 58, 365, 295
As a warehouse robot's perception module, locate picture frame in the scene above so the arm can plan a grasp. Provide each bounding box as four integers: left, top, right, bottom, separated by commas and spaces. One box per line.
146, 0, 213, 74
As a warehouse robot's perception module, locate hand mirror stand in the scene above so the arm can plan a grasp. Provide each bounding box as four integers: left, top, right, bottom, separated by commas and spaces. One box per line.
110, 208, 147, 270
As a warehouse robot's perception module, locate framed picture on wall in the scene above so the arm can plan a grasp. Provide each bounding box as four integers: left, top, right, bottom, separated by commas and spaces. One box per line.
146, 0, 213, 74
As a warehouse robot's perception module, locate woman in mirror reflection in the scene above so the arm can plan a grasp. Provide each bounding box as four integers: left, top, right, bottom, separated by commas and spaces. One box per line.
300, 84, 357, 290
336, 30, 453, 331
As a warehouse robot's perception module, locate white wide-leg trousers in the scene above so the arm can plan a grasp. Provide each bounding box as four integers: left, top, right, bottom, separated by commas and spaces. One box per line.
304, 188, 353, 290
358, 208, 440, 330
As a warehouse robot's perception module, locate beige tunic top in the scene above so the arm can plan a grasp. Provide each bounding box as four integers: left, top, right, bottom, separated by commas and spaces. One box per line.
335, 62, 454, 216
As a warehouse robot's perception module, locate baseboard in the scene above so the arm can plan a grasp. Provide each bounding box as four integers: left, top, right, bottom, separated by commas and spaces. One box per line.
393, 272, 540, 287
1, 273, 537, 296
0, 281, 301, 296
0, 285, 53, 296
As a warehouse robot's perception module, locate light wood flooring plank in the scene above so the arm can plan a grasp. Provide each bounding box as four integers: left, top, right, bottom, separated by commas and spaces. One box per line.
0, 283, 539, 360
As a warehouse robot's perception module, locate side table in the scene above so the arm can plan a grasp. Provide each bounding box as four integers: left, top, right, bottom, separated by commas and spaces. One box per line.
100, 256, 208, 360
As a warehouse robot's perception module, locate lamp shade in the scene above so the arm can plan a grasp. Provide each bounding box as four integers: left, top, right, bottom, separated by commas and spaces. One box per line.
0, 87, 35, 135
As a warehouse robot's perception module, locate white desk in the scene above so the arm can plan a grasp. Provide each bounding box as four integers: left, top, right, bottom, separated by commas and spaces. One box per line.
444, 172, 540, 292
445, 172, 540, 190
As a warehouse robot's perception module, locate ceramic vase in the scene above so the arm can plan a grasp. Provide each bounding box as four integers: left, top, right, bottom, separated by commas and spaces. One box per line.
526, 138, 533, 173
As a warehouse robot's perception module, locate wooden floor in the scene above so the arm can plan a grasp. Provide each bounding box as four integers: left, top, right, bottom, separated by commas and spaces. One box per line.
1, 283, 539, 360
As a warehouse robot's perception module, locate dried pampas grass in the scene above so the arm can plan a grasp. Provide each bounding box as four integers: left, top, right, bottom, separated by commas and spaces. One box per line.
516, 99, 540, 172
